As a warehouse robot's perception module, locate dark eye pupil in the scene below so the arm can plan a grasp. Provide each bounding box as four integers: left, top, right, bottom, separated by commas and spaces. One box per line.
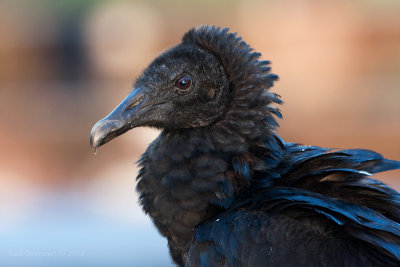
175, 75, 192, 90
179, 80, 187, 87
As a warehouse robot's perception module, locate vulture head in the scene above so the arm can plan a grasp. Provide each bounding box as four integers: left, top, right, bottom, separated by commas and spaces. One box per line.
90, 26, 280, 149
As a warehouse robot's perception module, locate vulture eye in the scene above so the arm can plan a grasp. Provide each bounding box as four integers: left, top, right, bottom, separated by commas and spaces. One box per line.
175, 75, 192, 90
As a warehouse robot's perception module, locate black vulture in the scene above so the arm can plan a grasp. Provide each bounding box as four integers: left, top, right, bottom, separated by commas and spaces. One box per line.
90, 26, 400, 266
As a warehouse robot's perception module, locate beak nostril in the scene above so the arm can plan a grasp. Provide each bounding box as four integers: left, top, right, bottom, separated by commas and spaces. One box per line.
128, 95, 144, 109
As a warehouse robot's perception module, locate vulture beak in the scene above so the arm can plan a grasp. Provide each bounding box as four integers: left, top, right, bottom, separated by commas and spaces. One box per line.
90, 88, 146, 149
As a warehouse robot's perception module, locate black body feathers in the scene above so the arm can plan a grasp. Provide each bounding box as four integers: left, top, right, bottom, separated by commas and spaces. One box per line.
91, 26, 400, 266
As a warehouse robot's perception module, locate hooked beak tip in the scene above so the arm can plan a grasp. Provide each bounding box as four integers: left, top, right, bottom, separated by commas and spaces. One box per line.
90, 120, 106, 149
90, 119, 127, 149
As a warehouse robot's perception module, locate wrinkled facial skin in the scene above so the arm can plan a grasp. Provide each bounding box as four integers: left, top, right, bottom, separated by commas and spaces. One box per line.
90, 43, 229, 148
137, 44, 229, 129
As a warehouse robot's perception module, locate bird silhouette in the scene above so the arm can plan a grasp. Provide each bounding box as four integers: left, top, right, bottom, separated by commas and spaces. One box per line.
90, 26, 400, 267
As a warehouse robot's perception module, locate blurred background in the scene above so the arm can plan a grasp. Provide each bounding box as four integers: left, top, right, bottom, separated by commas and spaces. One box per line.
0, 0, 399, 266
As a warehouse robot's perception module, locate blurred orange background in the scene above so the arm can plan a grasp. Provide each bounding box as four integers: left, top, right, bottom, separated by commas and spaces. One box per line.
0, 0, 399, 266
